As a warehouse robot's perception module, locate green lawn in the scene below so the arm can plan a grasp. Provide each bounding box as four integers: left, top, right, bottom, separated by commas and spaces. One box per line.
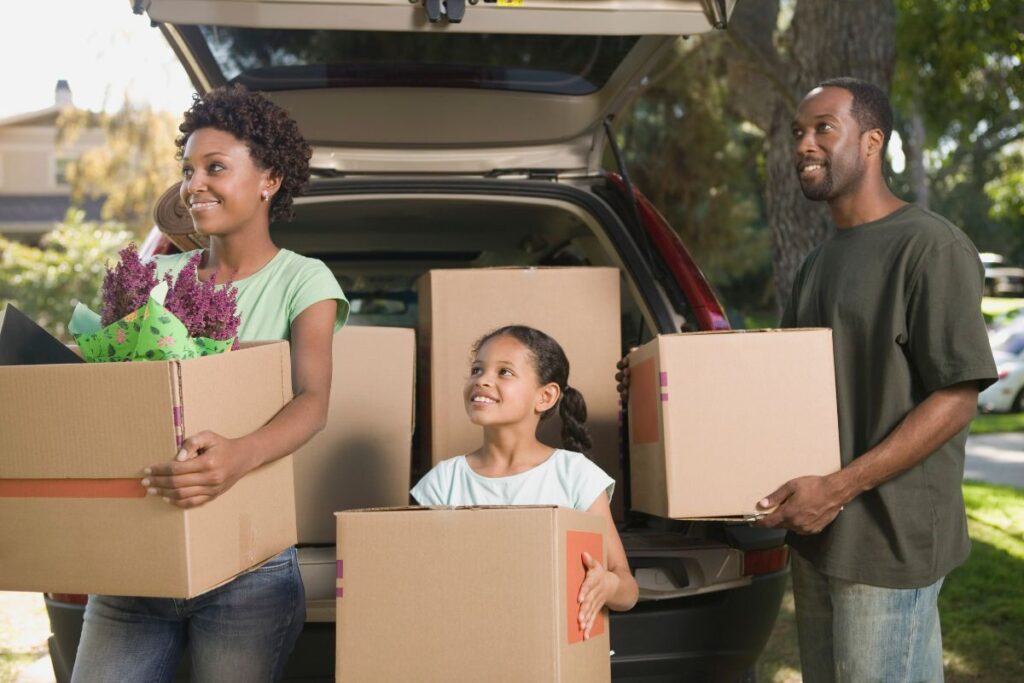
971, 412, 1024, 434
982, 297, 1024, 324
758, 481, 1024, 682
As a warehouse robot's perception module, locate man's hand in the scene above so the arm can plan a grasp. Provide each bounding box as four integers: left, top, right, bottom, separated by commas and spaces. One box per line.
141, 431, 252, 508
754, 475, 847, 534
577, 551, 619, 640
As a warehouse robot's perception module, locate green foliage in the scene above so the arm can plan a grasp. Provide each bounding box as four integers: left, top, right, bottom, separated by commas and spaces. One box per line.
58, 100, 181, 235
0, 210, 133, 341
893, 0, 1024, 261
613, 38, 774, 314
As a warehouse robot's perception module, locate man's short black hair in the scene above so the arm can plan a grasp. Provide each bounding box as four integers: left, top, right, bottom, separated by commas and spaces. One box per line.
816, 77, 893, 151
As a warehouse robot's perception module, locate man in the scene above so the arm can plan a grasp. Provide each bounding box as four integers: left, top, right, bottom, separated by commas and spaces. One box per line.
754, 78, 997, 681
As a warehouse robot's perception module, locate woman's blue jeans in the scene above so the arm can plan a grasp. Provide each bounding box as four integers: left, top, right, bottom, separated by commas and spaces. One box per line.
71, 546, 305, 683
792, 549, 945, 683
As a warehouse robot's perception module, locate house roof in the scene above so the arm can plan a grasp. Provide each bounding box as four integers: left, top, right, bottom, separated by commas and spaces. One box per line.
0, 195, 104, 223
0, 105, 65, 129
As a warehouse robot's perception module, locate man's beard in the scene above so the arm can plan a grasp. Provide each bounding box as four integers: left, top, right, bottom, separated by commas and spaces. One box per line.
799, 165, 834, 201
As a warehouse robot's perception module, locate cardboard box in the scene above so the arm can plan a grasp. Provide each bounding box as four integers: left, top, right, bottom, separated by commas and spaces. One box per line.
416, 268, 621, 490
293, 326, 415, 544
335, 506, 610, 683
0, 341, 297, 598
627, 329, 841, 519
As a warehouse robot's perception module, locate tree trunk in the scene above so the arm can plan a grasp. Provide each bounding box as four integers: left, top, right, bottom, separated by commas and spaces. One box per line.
905, 101, 930, 209
727, 0, 897, 314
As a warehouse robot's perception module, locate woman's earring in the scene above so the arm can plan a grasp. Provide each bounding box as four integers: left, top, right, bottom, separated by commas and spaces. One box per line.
261, 190, 269, 202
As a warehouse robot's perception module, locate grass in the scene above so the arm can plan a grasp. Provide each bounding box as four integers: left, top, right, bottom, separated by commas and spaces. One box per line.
981, 297, 1024, 323
971, 412, 1024, 434
758, 481, 1024, 682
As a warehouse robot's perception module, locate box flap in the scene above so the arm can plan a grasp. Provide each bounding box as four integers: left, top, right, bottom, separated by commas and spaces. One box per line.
176, 341, 293, 441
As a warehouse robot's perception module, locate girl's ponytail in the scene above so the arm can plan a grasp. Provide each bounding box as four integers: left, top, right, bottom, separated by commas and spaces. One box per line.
559, 384, 593, 454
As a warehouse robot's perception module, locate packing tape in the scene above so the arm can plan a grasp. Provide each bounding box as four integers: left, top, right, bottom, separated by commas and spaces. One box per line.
0, 479, 147, 498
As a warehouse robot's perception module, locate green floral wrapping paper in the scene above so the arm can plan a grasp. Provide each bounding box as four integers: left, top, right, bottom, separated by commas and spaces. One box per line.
68, 282, 235, 362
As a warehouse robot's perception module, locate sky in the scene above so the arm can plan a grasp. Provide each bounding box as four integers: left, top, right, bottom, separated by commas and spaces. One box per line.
0, 1, 195, 119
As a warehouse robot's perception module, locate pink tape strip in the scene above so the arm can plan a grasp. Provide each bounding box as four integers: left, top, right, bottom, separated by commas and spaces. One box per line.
660, 393, 669, 402
659, 371, 668, 387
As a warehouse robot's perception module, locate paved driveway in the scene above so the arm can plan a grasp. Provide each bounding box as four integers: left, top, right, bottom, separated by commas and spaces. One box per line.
965, 433, 1024, 488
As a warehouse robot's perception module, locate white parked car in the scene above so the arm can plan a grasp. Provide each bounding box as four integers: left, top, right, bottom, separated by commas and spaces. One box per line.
979, 325, 1024, 413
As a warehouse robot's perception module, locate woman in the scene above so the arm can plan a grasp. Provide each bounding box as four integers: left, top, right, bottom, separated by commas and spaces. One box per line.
72, 84, 347, 683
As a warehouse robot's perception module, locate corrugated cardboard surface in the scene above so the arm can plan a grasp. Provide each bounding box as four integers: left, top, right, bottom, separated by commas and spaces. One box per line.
416, 268, 622, 494
336, 506, 609, 683
0, 341, 297, 597
628, 329, 841, 519
293, 326, 415, 544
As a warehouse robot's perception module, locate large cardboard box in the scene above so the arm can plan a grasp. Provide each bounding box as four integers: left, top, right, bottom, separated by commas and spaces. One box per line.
627, 329, 841, 519
335, 506, 610, 683
293, 326, 415, 544
0, 341, 297, 598
417, 268, 621, 488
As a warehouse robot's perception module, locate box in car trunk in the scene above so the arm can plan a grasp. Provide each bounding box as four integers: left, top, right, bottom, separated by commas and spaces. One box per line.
416, 267, 622, 496
292, 325, 415, 544
335, 506, 610, 683
0, 341, 297, 598
627, 329, 841, 519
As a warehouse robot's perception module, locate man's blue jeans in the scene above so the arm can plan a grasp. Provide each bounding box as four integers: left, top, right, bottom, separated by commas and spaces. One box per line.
71, 546, 305, 683
792, 550, 944, 683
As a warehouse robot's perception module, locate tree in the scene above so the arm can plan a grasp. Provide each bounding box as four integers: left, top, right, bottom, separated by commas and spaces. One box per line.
617, 2, 897, 315
723, 1, 897, 312
0, 210, 133, 340
58, 101, 182, 235
614, 37, 773, 314
892, 0, 1024, 262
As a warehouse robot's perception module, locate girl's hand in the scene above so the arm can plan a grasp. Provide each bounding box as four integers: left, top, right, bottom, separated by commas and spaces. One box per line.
141, 431, 253, 509
577, 551, 620, 640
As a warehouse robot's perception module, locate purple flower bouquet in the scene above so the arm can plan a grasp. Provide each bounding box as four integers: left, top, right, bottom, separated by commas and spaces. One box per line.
68, 245, 240, 362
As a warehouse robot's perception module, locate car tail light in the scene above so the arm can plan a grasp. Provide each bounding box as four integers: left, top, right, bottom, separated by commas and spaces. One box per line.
46, 593, 89, 605
998, 369, 1009, 380
743, 546, 789, 576
606, 174, 730, 332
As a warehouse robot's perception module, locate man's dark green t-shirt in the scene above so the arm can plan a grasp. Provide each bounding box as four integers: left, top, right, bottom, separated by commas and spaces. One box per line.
781, 204, 997, 588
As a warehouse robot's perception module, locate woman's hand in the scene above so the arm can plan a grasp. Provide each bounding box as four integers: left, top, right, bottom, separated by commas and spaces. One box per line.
142, 431, 254, 509
577, 551, 621, 640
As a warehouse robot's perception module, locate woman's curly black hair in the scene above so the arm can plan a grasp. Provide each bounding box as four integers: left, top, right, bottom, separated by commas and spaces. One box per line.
175, 84, 312, 222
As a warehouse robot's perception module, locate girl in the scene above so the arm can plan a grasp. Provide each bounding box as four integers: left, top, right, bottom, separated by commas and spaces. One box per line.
72, 85, 348, 683
411, 325, 638, 638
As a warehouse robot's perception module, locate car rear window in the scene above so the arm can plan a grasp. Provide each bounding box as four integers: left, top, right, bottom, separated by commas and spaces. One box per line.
178, 26, 638, 96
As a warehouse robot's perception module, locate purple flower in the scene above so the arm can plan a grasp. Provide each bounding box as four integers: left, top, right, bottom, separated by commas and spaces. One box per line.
101, 244, 158, 326
164, 252, 240, 342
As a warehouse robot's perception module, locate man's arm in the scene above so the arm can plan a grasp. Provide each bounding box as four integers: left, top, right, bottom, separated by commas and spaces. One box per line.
755, 381, 979, 534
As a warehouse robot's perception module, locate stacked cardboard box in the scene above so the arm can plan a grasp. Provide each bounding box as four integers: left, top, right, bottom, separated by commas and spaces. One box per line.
416, 268, 622, 503
335, 506, 610, 682
627, 329, 841, 519
293, 325, 415, 544
0, 341, 297, 598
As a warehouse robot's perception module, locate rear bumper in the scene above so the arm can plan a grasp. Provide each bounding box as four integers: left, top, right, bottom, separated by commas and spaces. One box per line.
610, 567, 788, 682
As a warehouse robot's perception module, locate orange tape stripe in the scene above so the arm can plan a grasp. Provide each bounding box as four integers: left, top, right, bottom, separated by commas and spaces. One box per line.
0, 479, 147, 498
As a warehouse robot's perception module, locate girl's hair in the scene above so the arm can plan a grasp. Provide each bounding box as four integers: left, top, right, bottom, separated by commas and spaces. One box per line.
175, 84, 312, 222
473, 325, 593, 454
